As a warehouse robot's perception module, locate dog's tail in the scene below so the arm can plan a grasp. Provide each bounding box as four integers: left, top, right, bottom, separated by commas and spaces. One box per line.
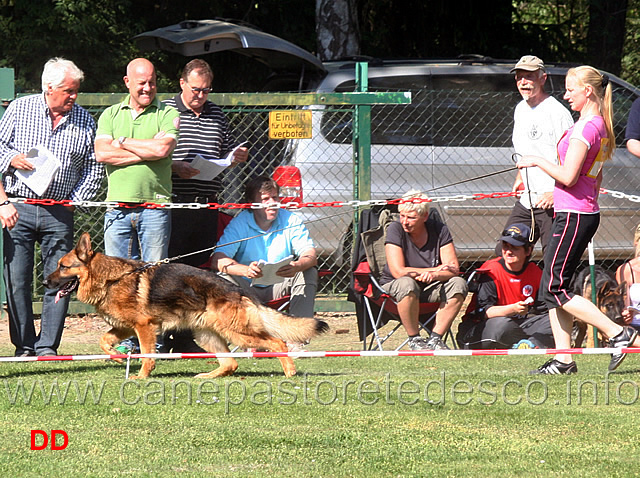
255, 302, 329, 343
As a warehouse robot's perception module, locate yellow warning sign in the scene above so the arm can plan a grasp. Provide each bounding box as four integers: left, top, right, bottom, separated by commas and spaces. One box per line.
269, 110, 312, 139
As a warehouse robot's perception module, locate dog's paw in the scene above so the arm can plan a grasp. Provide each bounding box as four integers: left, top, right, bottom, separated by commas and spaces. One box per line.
105, 348, 126, 363
194, 368, 236, 379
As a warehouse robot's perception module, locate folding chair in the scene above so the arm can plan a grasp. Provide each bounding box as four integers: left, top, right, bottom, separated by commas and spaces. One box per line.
203, 210, 333, 314
349, 206, 452, 351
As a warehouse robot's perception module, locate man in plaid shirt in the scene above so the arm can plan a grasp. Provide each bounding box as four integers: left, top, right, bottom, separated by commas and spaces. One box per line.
0, 58, 103, 357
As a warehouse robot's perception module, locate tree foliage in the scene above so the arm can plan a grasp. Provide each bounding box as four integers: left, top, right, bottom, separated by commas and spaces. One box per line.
622, 0, 640, 85
0, 0, 637, 92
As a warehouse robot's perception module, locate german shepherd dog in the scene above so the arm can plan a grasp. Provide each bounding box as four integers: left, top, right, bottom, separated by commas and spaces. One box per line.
570, 265, 625, 347
44, 233, 329, 379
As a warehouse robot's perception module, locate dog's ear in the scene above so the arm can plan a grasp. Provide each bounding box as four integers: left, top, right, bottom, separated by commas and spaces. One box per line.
597, 281, 612, 301
76, 232, 94, 263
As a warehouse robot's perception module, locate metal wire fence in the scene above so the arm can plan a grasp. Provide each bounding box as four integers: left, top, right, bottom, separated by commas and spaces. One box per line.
27, 84, 640, 303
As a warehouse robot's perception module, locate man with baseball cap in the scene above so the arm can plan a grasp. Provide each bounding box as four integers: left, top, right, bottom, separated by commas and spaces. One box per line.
457, 223, 554, 350
497, 55, 574, 257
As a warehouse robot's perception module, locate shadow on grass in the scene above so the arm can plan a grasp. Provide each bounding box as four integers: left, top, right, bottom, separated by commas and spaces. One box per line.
0, 362, 121, 379
148, 369, 349, 379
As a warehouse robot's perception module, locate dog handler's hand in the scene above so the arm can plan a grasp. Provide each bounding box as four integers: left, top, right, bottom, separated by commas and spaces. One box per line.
516, 155, 539, 169
0, 201, 18, 230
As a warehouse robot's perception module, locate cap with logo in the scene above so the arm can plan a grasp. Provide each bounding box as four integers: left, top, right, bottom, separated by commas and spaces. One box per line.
500, 223, 532, 247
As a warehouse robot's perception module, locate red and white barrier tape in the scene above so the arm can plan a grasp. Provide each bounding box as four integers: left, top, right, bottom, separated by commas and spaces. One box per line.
1, 347, 638, 363
6, 187, 637, 212
4, 192, 520, 211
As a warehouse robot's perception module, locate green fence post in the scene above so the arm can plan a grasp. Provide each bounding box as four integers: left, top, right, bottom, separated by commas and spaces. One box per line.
353, 62, 372, 240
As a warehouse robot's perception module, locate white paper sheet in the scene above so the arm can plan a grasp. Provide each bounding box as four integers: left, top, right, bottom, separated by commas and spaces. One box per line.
15, 145, 62, 196
183, 142, 248, 181
251, 255, 294, 286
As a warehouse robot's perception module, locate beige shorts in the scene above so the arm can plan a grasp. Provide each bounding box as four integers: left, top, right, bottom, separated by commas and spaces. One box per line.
381, 275, 468, 303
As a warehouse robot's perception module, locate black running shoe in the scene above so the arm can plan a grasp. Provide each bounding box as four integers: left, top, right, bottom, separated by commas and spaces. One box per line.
530, 359, 578, 375
608, 326, 639, 371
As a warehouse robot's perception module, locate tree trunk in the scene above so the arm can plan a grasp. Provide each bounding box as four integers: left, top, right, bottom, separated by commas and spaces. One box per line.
316, 0, 360, 61
587, 0, 629, 74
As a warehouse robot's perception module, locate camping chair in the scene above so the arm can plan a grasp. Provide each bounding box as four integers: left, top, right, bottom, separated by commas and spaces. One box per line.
349, 206, 454, 351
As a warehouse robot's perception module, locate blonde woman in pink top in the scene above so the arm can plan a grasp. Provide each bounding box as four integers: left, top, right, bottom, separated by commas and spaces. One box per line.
517, 65, 640, 374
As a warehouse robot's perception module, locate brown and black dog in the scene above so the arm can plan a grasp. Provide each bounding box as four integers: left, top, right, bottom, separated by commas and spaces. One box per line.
44, 233, 328, 379
570, 265, 625, 347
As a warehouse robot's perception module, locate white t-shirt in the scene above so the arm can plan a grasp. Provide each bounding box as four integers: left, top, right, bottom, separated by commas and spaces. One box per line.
512, 95, 574, 209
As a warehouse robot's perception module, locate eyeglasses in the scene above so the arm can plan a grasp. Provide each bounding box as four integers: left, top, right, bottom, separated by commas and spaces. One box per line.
501, 228, 529, 244
186, 83, 212, 94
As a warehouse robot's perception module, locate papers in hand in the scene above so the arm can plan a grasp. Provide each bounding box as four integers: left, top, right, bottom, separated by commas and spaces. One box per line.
251, 255, 294, 286
16, 145, 61, 196
186, 142, 247, 181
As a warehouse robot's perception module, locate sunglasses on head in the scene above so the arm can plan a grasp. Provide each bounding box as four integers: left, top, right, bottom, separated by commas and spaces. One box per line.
501, 229, 529, 244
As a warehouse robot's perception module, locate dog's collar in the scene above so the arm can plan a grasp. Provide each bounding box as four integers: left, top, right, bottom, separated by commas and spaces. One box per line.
108, 260, 166, 287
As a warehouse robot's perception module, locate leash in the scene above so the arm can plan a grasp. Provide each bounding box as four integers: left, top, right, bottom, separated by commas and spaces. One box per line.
510, 153, 536, 243
163, 165, 521, 265
423, 166, 517, 194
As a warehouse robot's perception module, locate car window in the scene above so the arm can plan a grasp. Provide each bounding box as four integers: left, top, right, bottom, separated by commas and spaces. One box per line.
320, 74, 518, 147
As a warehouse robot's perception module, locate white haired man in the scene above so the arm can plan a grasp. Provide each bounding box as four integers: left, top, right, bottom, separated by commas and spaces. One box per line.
499, 55, 574, 256
0, 58, 103, 357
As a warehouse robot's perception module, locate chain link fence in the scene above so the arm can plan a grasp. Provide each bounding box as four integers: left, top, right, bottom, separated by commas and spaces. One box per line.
28, 83, 640, 304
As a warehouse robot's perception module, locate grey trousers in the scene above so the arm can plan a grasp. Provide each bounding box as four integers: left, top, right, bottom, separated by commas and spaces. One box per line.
218, 267, 318, 317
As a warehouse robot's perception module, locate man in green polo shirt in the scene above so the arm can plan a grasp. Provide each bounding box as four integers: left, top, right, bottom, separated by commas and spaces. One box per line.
95, 57, 179, 262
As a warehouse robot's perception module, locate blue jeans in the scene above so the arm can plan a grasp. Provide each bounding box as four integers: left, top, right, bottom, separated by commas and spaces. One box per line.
3, 203, 74, 355
104, 207, 170, 261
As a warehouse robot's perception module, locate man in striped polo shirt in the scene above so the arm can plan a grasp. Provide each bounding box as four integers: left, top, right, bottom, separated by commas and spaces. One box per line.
163, 59, 248, 352
164, 59, 248, 268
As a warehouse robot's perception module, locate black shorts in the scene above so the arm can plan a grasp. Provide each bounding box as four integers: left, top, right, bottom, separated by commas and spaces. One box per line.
540, 211, 599, 309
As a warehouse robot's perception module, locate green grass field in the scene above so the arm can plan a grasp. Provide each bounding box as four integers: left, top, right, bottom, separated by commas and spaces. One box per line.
1, 339, 639, 477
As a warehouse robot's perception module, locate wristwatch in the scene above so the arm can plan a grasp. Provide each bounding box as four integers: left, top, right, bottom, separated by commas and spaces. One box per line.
118, 136, 126, 146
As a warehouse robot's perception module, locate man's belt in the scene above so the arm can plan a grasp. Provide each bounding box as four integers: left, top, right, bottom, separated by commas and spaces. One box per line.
173, 194, 217, 204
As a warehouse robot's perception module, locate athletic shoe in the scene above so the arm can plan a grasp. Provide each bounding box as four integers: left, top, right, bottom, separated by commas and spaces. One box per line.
608, 326, 639, 371
426, 336, 450, 350
530, 359, 577, 375
408, 336, 430, 351
287, 342, 307, 353
513, 339, 537, 349
114, 338, 140, 354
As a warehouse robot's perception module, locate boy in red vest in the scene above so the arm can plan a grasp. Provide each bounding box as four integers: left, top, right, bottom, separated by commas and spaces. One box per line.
456, 223, 554, 349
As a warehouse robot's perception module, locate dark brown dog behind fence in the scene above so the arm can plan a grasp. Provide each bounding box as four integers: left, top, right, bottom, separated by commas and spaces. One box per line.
570, 265, 625, 348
